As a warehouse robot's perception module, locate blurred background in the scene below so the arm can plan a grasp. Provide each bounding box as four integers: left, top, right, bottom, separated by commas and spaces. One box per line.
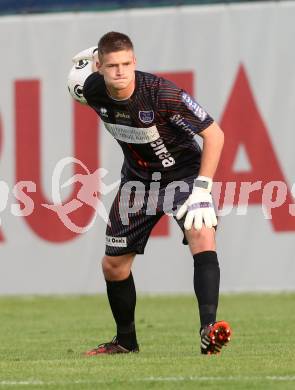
0, 0, 270, 14
0, 0, 294, 295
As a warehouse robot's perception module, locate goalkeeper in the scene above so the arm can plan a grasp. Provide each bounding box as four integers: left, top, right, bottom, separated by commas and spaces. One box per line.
69, 31, 231, 355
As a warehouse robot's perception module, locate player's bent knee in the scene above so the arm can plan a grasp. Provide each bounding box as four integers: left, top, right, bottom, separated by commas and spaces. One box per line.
102, 253, 135, 281
186, 226, 216, 254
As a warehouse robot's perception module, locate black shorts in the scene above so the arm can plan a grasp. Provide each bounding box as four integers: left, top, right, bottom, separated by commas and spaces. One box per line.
105, 174, 197, 256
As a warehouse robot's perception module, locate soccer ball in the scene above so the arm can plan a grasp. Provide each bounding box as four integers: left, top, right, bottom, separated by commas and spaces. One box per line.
67, 59, 93, 105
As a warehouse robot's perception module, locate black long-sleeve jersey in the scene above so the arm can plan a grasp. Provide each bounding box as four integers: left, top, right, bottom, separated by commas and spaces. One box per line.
83, 70, 214, 182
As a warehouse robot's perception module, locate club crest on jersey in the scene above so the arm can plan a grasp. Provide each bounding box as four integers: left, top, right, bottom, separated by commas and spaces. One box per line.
139, 110, 154, 124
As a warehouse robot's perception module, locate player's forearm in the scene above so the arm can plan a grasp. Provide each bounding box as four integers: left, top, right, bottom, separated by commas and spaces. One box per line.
198, 121, 224, 179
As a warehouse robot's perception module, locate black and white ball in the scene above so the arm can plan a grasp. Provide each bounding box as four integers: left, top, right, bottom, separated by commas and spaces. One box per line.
67, 59, 93, 105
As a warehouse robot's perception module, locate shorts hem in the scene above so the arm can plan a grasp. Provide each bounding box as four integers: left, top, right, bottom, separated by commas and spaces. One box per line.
105, 247, 145, 256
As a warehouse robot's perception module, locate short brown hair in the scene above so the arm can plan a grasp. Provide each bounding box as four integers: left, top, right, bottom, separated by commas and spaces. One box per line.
97, 31, 134, 60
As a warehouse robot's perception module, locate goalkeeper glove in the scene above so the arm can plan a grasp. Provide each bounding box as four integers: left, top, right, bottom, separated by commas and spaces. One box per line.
176, 176, 217, 230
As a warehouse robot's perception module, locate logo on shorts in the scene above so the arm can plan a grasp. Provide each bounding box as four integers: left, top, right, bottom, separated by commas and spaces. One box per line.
139, 110, 154, 124
106, 236, 127, 247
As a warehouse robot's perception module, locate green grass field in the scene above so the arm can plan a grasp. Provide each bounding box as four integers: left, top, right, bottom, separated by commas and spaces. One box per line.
0, 293, 295, 390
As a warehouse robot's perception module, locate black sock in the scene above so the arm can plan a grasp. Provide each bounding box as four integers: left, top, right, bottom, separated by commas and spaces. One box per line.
193, 251, 220, 328
106, 273, 137, 349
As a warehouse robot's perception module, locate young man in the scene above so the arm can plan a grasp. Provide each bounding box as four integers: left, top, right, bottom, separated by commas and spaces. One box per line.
69, 31, 231, 355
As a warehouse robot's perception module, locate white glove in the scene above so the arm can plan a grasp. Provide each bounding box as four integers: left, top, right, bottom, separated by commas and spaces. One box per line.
176, 176, 217, 230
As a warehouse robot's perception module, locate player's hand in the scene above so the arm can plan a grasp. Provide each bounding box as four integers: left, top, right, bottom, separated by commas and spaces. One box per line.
176, 176, 217, 230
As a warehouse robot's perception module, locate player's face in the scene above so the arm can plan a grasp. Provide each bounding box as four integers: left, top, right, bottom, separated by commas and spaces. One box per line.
97, 49, 136, 99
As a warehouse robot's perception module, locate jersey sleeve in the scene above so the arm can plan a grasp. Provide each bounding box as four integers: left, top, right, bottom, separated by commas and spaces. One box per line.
83, 72, 103, 105
157, 78, 214, 136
